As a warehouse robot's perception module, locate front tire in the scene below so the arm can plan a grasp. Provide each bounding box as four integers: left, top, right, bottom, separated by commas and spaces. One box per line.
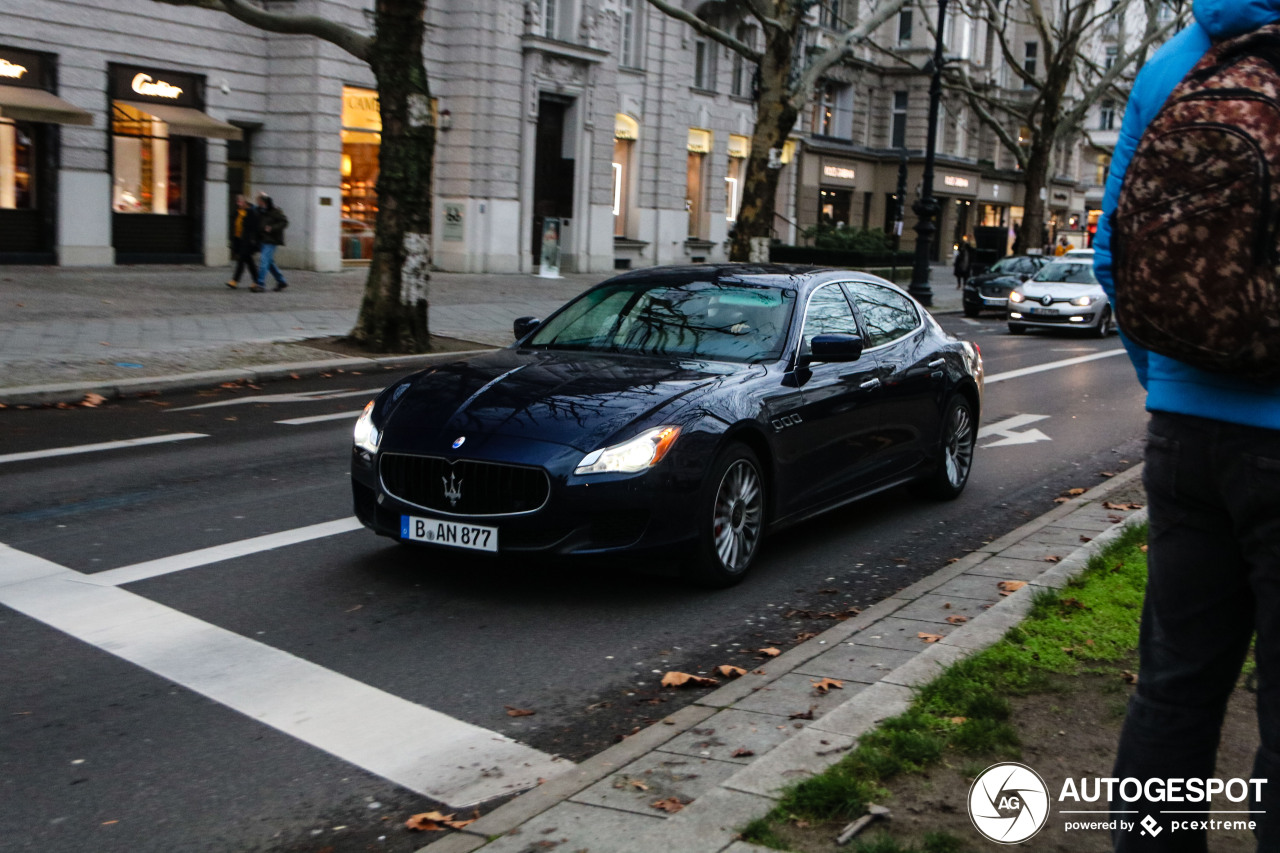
912, 395, 976, 501
963, 304, 981, 318
1091, 306, 1114, 338
683, 443, 766, 588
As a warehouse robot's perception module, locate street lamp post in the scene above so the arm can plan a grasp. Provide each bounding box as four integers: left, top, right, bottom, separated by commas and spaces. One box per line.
908, 0, 949, 308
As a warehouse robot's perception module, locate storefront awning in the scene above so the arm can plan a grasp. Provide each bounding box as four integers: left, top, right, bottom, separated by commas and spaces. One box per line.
0, 85, 93, 126
115, 100, 242, 140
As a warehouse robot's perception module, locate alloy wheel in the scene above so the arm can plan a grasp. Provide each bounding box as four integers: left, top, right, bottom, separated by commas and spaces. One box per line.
712, 459, 763, 572
943, 402, 975, 489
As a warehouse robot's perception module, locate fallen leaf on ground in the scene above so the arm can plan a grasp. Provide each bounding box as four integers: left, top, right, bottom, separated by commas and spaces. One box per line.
1140, 545, 1149, 552
1080, 535, 1093, 543
505, 706, 536, 717
1123, 671, 1138, 684
998, 580, 1027, 594
81, 393, 107, 408
918, 632, 944, 643
945, 615, 969, 625
732, 747, 756, 757
758, 647, 781, 658
1065, 488, 1086, 496
1100, 471, 1116, 477
1044, 555, 1062, 563
946, 557, 961, 564
716, 665, 747, 678
789, 707, 817, 720
794, 632, 818, 643
661, 671, 718, 688
650, 797, 689, 813
405, 811, 453, 831
1053, 497, 1071, 503
1104, 501, 1144, 511
811, 678, 844, 694
950, 716, 968, 725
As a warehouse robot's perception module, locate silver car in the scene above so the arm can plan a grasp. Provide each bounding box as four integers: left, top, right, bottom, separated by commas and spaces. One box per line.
1007, 259, 1115, 337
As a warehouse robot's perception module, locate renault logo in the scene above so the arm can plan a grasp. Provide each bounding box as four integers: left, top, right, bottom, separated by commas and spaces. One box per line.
1040, 294, 1053, 307
452, 436, 466, 449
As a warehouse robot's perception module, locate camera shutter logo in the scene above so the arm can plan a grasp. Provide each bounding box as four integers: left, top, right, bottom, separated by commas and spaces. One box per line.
968, 762, 1051, 844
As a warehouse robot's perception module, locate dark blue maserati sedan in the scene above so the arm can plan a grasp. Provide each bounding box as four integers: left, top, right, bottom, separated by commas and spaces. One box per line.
351, 265, 983, 587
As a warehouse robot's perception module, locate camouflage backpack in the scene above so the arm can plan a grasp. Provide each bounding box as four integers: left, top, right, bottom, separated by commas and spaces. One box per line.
1112, 24, 1280, 380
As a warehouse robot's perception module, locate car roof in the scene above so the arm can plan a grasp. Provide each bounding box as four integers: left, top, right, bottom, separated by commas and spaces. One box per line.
599, 263, 898, 295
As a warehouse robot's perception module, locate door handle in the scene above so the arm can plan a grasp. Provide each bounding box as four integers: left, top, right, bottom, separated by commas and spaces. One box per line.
928, 358, 946, 368
860, 378, 881, 390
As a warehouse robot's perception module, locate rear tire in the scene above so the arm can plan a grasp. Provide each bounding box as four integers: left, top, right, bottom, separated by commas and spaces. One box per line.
912, 396, 976, 501
683, 443, 766, 588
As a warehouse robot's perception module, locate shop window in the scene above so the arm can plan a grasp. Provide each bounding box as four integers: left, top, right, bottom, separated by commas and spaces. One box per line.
614, 114, 638, 236
687, 128, 712, 238
0, 119, 35, 210
819, 188, 852, 225
111, 101, 188, 214
341, 86, 381, 260
726, 134, 748, 223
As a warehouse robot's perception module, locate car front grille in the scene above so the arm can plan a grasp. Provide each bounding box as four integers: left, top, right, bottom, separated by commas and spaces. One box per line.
379, 453, 551, 516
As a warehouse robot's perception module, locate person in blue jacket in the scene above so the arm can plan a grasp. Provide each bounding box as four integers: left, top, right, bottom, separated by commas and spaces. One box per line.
1096, 0, 1280, 849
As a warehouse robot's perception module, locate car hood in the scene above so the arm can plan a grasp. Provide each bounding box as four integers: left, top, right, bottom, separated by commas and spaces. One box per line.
380, 348, 742, 454
1019, 282, 1105, 299
971, 272, 1021, 287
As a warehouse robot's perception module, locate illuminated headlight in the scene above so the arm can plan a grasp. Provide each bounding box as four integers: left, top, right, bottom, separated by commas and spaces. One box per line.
353, 400, 381, 452
575, 426, 681, 475
1008, 291, 1025, 303
1070, 294, 1094, 307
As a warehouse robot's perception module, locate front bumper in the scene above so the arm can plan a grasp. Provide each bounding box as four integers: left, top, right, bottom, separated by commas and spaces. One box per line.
963, 284, 1013, 311
1007, 305, 1099, 330
350, 437, 709, 558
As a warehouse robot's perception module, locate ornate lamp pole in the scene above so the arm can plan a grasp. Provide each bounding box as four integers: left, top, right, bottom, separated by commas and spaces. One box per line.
908, 0, 949, 308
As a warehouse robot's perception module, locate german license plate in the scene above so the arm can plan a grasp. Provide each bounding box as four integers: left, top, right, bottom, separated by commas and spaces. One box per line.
1029, 306, 1057, 316
401, 515, 498, 552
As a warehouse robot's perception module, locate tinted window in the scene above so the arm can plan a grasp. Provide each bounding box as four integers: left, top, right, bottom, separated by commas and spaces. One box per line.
527, 280, 796, 362
845, 282, 919, 347
801, 284, 860, 353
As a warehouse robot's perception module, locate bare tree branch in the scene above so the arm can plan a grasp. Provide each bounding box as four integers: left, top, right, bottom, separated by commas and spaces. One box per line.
642, 0, 766, 59
151, 0, 372, 59
798, 0, 910, 94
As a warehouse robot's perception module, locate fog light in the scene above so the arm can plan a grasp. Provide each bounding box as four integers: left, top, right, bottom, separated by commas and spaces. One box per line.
1009, 312, 1023, 319
1069, 316, 1085, 323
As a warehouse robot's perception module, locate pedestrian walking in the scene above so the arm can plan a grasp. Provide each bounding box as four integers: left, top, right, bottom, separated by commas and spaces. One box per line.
1096, 0, 1280, 850
252, 192, 289, 293
952, 238, 972, 289
226, 194, 259, 289
1054, 236, 1070, 256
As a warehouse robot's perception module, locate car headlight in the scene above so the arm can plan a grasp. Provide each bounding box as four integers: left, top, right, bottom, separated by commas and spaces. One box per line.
574, 426, 681, 475
1070, 294, 1094, 307
353, 400, 381, 453
1009, 291, 1025, 303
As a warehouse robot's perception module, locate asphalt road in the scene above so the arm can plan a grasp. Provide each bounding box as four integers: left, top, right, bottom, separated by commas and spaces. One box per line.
0, 315, 1150, 853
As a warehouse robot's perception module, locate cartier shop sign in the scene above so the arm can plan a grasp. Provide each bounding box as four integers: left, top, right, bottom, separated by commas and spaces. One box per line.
109, 64, 200, 108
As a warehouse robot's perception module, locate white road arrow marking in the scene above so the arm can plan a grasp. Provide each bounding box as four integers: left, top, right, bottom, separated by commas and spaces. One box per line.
171, 387, 384, 411
978, 414, 1051, 448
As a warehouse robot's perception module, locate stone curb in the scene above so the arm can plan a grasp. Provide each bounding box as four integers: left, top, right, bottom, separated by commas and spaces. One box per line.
417, 463, 1148, 853
0, 349, 496, 405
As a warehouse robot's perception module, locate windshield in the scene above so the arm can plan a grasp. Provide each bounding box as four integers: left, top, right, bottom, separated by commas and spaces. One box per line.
1032, 262, 1097, 285
526, 280, 796, 362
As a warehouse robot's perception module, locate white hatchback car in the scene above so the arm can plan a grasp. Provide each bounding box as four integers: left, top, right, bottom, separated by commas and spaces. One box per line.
1007, 259, 1114, 337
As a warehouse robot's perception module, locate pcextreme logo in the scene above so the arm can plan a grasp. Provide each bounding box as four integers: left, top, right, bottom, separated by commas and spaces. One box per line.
968, 762, 1051, 844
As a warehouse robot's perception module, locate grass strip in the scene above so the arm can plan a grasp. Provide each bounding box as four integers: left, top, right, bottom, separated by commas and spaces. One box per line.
741, 522, 1149, 850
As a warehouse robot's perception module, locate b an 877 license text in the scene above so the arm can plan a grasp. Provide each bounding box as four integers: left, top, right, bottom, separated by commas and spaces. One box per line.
401, 515, 498, 552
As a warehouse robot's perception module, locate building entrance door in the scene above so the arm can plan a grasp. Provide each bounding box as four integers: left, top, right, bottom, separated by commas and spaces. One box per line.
531, 95, 575, 268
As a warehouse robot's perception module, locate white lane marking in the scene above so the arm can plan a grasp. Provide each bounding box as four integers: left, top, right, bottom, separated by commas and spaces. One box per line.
960, 317, 981, 326
0, 433, 208, 465
89, 517, 365, 587
0, 542, 570, 807
276, 410, 367, 426
977, 414, 1051, 448
984, 348, 1127, 384
171, 388, 384, 412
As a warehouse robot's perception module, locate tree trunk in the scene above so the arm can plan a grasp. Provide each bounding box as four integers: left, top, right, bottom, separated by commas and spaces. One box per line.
1013, 136, 1052, 256
729, 31, 799, 262
350, 0, 435, 352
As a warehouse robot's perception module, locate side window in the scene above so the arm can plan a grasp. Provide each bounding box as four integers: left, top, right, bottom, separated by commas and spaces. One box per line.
844, 282, 919, 348
801, 284, 860, 354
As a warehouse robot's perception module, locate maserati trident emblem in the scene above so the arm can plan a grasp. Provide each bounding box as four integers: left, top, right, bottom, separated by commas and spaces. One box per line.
452, 436, 466, 449
442, 472, 463, 507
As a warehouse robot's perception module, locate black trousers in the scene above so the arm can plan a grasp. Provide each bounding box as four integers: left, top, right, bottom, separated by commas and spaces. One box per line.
231, 240, 258, 283
1112, 411, 1280, 851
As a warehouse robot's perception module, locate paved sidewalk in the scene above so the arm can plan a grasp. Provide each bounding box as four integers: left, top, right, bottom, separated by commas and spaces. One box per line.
418, 465, 1148, 853
0, 264, 963, 404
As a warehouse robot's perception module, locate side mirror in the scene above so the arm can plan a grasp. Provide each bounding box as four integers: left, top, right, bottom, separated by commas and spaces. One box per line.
513, 316, 542, 341
801, 333, 864, 366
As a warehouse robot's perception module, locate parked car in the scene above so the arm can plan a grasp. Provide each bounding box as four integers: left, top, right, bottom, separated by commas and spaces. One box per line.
962, 255, 1047, 317
1007, 259, 1114, 337
1064, 247, 1095, 260
351, 264, 984, 587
